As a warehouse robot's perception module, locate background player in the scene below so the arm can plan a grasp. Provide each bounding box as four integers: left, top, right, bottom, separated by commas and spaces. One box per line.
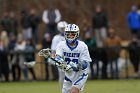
54, 24, 92, 93
51, 21, 67, 89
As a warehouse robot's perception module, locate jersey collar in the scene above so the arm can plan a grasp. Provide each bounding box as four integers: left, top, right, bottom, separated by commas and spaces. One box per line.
66, 40, 78, 51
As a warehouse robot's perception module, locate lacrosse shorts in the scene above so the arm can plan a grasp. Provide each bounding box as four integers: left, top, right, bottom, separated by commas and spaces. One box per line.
62, 73, 88, 93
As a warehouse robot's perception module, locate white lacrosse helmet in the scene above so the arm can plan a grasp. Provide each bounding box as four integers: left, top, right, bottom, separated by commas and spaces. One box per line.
57, 21, 68, 32
64, 24, 80, 43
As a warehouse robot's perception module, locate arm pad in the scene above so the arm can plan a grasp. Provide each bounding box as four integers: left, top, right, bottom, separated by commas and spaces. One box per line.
81, 62, 89, 70
79, 61, 90, 70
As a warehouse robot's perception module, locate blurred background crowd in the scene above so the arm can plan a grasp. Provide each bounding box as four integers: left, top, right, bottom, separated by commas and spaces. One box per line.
0, 0, 140, 82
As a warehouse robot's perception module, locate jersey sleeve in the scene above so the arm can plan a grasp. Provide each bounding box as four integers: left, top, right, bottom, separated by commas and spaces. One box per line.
51, 36, 59, 50
55, 42, 63, 56
80, 43, 92, 63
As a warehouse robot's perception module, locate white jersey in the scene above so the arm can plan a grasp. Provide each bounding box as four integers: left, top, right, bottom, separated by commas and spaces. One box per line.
51, 34, 65, 91
51, 34, 65, 50
56, 40, 92, 81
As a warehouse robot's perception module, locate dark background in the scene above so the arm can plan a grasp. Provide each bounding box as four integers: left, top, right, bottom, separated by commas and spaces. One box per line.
0, 0, 140, 40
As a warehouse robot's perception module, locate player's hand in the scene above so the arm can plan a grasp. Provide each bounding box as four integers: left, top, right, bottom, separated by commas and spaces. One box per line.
54, 55, 64, 69
65, 62, 79, 72
65, 64, 73, 72
55, 62, 64, 69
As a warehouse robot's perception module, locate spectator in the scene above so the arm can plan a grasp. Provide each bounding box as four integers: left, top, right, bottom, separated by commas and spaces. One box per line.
42, 33, 52, 80
0, 11, 11, 35
24, 39, 36, 80
51, 21, 67, 90
104, 28, 122, 79
128, 36, 140, 78
127, 5, 140, 39
42, 5, 61, 37
20, 9, 32, 40
0, 31, 9, 82
29, 8, 41, 44
92, 5, 109, 79
92, 5, 108, 47
0, 31, 9, 47
83, 27, 98, 79
84, 27, 108, 79
0, 40, 9, 82
9, 11, 18, 36
12, 34, 27, 81
8, 33, 18, 81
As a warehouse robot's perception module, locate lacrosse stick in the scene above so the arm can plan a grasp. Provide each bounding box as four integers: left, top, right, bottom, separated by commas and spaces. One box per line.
24, 48, 67, 70
38, 48, 69, 71
38, 48, 51, 58
24, 48, 51, 68
38, 48, 79, 73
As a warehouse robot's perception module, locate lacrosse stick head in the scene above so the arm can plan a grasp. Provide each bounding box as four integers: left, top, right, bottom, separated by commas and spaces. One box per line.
24, 61, 36, 68
38, 48, 51, 58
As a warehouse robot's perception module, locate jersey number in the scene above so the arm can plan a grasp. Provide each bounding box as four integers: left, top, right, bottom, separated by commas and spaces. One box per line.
65, 58, 78, 64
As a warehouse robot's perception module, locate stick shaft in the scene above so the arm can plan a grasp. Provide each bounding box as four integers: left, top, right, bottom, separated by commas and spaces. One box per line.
36, 57, 66, 69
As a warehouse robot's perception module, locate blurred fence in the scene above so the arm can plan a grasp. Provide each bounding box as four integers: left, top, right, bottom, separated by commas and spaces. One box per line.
0, 46, 140, 82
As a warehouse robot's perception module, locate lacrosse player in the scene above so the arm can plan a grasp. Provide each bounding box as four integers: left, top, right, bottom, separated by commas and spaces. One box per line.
51, 21, 67, 89
25, 24, 91, 93
54, 24, 92, 93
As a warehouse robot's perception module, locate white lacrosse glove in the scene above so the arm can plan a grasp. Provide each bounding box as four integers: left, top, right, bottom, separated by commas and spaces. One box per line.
65, 64, 73, 72
65, 62, 79, 72
54, 55, 65, 69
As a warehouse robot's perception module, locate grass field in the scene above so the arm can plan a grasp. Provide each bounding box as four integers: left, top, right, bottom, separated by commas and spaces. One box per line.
0, 80, 140, 93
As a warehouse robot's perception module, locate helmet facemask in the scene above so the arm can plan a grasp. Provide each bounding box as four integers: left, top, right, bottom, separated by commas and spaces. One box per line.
64, 24, 80, 43
65, 31, 79, 43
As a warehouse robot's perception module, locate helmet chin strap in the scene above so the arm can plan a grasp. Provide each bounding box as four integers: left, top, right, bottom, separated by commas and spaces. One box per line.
66, 39, 78, 51
66, 38, 78, 46
71, 38, 77, 44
